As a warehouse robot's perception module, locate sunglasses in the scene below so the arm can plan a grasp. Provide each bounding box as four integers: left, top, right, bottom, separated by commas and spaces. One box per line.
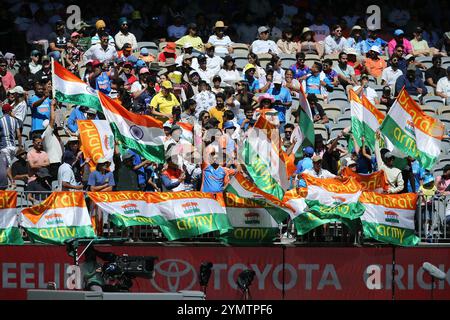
285, 130, 293, 134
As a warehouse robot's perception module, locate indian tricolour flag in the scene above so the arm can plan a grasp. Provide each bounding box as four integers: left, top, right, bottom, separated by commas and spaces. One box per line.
241, 112, 296, 200
88, 192, 166, 229
291, 86, 315, 156
52, 59, 102, 112
283, 188, 336, 235
0, 191, 23, 245
302, 174, 365, 220
360, 192, 419, 246
225, 172, 294, 223
78, 120, 115, 172
98, 92, 165, 163
349, 89, 385, 151
340, 167, 388, 192
221, 193, 279, 244
149, 192, 232, 241
380, 88, 444, 170
20, 192, 96, 245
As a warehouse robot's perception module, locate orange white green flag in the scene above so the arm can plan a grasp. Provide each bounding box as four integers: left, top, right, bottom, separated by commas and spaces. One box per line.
148, 192, 232, 240
360, 192, 419, 246
379, 88, 444, 170
0, 191, 23, 245
20, 192, 96, 245
349, 89, 385, 151
88, 192, 166, 228
98, 92, 165, 163
52, 59, 102, 112
340, 167, 388, 192
78, 120, 115, 172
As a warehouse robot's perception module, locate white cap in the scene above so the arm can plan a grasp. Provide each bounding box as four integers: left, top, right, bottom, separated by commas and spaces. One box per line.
258, 26, 270, 34
369, 45, 380, 53
347, 159, 357, 167
8, 86, 24, 94
273, 74, 283, 84
183, 43, 193, 49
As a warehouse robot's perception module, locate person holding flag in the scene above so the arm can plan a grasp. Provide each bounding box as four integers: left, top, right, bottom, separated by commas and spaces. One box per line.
375, 130, 404, 194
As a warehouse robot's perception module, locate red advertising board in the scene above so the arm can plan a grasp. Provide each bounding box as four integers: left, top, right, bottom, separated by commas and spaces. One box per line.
1, 245, 450, 300
284, 247, 393, 300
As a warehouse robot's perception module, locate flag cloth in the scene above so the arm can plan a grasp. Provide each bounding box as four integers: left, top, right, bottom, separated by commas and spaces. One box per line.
349, 89, 385, 151
241, 112, 295, 200
149, 192, 232, 240
340, 167, 388, 192
291, 86, 315, 156
221, 193, 279, 244
0, 191, 23, 245
302, 174, 366, 220
78, 120, 115, 172
283, 188, 336, 235
379, 88, 444, 170
177, 121, 194, 144
88, 192, 166, 228
360, 192, 420, 246
52, 59, 102, 112
225, 172, 295, 223
20, 192, 96, 245
98, 92, 165, 163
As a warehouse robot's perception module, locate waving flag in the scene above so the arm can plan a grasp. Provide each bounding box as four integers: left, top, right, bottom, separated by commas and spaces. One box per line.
225, 172, 294, 223
302, 174, 365, 220
360, 192, 419, 246
291, 86, 315, 156
52, 59, 102, 112
349, 89, 385, 151
283, 188, 336, 235
88, 192, 166, 228
0, 191, 23, 245
340, 167, 388, 192
20, 192, 96, 245
149, 192, 232, 240
221, 193, 279, 244
241, 112, 295, 200
98, 92, 165, 163
380, 88, 444, 170
78, 120, 115, 171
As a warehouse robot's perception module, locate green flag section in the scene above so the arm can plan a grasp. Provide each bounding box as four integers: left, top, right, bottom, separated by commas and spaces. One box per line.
225, 172, 295, 223
221, 193, 279, 244
20, 192, 96, 245
291, 86, 315, 157
349, 89, 385, 152
52, 59, 102, 112
88, 192, 167, 229
241, 112, 295, 200
0, 191, 23, 245
98, 92, 165, 164
360, 192, 420, 246
379, 88, 444, 170
150, 192, 232, 241
302, 174, 366, 220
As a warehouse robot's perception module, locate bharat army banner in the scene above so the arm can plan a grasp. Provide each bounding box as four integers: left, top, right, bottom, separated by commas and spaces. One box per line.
0, 191, 23, 245
340, 167, 388, 192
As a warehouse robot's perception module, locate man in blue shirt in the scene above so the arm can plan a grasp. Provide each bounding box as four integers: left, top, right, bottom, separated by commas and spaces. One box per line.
87, 157, 115, 191
406, 157, 425, 192
395, 64, 427, 97
305, 62, 333, 95
293, 146, 314, 188
243, 64, 260, 93
290, 52, 310, 81
28, 80, 51, 134
67, 107, 99, 134
201, 153, 235, 192
359, 29, 387, 55
267, 76, 292, 128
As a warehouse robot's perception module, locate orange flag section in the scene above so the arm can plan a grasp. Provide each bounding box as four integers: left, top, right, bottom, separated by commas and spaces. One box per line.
341, 167, 388, 192
21, 192, 87, 225
282, 188, 308, 201
53, 59, 85, 83
301, 173, 362, 193
360, 192, 417, 210
0, 191, 17, 209
362, 95, 385, 125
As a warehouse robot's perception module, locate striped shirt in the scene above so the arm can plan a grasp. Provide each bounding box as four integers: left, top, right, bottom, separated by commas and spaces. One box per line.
0, 115, 19, 149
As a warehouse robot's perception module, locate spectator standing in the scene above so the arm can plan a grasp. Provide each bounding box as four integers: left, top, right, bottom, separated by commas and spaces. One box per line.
90, 20, 115, 46
48, 20, 69, 62
26, 168, 52, 204
114, 151, 139, 191
303, 155, 336, 178
87, 158, 115, 192
41, 99, 63, 181
375, 131, 404, 194
114, 17, 138, 51
58, 151, 84, 191
28, 80, 51, 134
84, 33, 118, 64
10, 148, 29, 184
0, 58, 16, 91
353, 74, 380, 105
201, 153, 235, 192
194, 80, 216, 118
27, 135, 50, 179
0, 103, 22, 166
9, 86, 27, 126
267, 75, 292, 129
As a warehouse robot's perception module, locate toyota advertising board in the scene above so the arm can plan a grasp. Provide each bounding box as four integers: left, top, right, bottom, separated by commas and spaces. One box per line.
1, 245, 450, 300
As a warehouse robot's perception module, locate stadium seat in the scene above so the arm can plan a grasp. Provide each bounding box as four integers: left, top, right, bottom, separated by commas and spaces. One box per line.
375, 104, 388, 114
420, 105, 437, 115
138, 41, 158, 56
281, 56, 296, 69
235, 57, 248, 71
323, 54, 339, 62
314, 123, 328, 139
257, 53, 272, 68
438, 105, 450, 115
425, 85, 435, 96
423, 96, 444, 110
322, 104, 341, 122
232, 43, 249, 56
336, 116, 351, 128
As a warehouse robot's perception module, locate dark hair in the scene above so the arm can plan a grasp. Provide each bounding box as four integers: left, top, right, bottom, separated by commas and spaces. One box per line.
284, 123, 294, 131
208, 117, 220, 127
199, 110, 210, 121
394, 44, 404, 50
215, 92, 226, 101
223, 86, 235, 97
32, 133, 42, 141
281, 29, 293, 41
0, 58, 6, 65
121, 43, 132, 50
224, 110, 235, 120
247, 52, 261, 67
444, 164, 450, 173
313, 62, 323, 72
331, 24, 341, 31
323, 59, 333, 66
338, 52, 347, 59
183, 98, 196, 111
432, 55, 442, 63
223, 56, 236, 71
99, 32, 110, 39
296, 52, 305, 60
213, 75, 222, 82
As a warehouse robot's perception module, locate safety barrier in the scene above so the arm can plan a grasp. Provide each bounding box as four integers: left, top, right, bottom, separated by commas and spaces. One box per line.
417, 194, 450, 243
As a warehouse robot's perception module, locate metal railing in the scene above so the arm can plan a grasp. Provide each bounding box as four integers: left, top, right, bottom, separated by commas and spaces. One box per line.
417, 194, 450, 243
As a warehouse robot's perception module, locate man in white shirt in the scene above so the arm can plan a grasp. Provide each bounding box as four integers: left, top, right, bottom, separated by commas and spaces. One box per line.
205, 43, 224, 77
41, 100, 63, 181
29, 50, 42, 74
195, 55, 215, 84
381, 57, 403, 91
58, 151, 83, 191
375, 131, 404, 194
114, 17, 138, 50
324, 24, 347, 55
250, 26, 280, 55
8, 86, 27, 125
303, 155, 336, 178
194, 80, 216, 118
353, 74, 380, 105
436, 67, 450, 105
84, 33, 118, 64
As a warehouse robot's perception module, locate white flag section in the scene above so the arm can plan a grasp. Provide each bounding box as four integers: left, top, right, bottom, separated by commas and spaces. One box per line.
0, 191, 23, 245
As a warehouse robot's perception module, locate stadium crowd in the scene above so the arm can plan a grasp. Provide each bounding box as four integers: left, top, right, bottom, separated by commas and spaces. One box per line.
1, 0, 450, 240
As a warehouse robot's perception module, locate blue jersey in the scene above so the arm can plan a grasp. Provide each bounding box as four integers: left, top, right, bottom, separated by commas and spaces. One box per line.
290, 64, 310, 80
96, 72, 111, 94
201, 165, 227, 192
28, 95, 51, 132
267, 87, 292, 123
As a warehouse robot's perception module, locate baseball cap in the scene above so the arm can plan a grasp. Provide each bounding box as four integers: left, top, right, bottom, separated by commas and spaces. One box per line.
122, 151, 135, 161
394, 29, 404, 36
139, 67, 149, 74
9, 86, 24, 94
91, 59, 101, 68
86, 109, 97, 115
258, 26, 270, 34
136, 60, 146, 68
303, 146, 314, 156
30, 50, 40, 57
351, 25, 362, 31
384, 152, 395, 159
71, 32, 80, 38
414, 27, 423, 33
183, 53, 193, 60
140, 48, 149, 56
161, 80, 173, 89
41, 55, 50, 62
243, 63, 256, 73
189, 70, 199, 77
2, 103, 13, 113
312, 155, 322, 163
183, 43, 193, 49
369, 45, 380, 53
273, 75, 282, 84
347, 159, 357, 167
223, 121, 236, 130
405, 54, 414, 60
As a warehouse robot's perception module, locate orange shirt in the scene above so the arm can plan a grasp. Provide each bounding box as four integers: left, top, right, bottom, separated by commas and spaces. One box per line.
365, 58, 387, 78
